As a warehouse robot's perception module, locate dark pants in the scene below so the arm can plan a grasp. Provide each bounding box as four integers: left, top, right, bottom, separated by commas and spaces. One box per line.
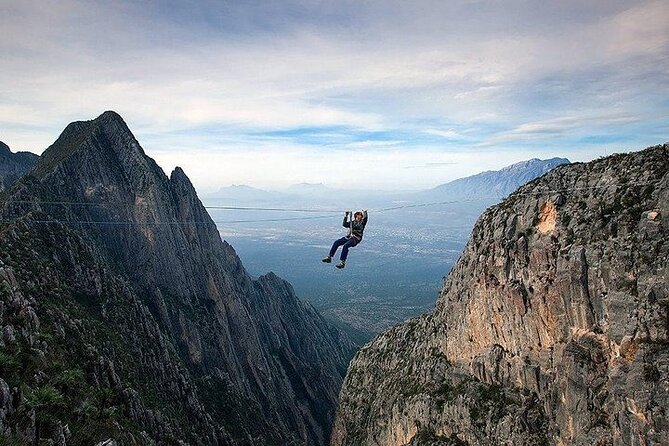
329, 236, 359, 261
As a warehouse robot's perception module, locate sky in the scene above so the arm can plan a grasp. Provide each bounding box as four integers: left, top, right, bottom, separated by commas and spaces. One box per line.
1, 0, 668, 191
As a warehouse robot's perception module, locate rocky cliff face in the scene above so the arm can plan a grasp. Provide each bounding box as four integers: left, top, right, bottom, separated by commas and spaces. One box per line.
0, 111, 354, 445
0, 141, 38, 192
333, 144, 668, 446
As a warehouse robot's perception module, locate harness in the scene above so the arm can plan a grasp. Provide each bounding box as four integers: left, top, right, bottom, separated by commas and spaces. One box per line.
348, 210, 362, 241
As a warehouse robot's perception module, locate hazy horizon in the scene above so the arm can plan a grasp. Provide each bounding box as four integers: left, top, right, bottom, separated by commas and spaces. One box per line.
201, 156, 574, 194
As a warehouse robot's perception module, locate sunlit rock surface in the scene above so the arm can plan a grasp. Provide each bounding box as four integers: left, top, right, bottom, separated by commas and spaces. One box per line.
333, 144, 669, 446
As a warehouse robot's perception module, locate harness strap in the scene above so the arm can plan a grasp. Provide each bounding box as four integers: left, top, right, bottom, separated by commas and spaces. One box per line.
349, 210, 363, 241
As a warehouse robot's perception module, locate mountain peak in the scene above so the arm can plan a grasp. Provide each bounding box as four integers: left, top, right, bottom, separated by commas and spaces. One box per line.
170, 165, 187, 178
424, 156, 571, 201
499, 157, 570, 172
93, 110, 127, 128
0, 141, 10, 156
81, 110, 133, 139
33, 111, 142, 178
0, 141, 39, 191
170, 166, 195, 191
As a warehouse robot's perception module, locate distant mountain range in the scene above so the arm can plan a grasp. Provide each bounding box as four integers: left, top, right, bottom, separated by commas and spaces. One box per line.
285, 182, 333, 195
416, 157, 570, 201
203, 157, 571, 208
205, 184, 293, 204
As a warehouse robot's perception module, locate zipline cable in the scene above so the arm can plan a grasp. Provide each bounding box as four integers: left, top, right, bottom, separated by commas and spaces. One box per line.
0, 214, 337, 227
0, 198, 493, 215
1, 179, 661, 213
0, 198, 495, 226
0, 179, 662, 226
205, 205, 341, 213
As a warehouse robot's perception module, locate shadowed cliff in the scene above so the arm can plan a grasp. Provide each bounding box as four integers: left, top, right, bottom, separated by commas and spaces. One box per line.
0, 111, 354, 445
0, 141, 38, 192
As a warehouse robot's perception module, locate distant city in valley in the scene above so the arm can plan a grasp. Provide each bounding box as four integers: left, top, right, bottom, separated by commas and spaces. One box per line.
203, 157, 570, 341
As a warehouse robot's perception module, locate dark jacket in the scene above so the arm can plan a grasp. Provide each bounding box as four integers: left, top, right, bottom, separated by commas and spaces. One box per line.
342, 211, 368, 240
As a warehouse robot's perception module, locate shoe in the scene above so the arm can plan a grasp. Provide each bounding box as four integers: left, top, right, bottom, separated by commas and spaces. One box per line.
336, 260, 346, 269
322, 256, 332, 263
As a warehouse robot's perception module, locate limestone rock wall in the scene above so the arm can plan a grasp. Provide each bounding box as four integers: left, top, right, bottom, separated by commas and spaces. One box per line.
333, 144, 669, 446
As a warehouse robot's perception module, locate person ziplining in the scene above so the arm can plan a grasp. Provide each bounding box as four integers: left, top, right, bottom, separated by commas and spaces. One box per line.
322, 210, 368, 269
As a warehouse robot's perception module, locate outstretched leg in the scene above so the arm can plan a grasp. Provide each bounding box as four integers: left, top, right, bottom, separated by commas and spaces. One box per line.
329, 236, 349, 258
340, 238, 359, 261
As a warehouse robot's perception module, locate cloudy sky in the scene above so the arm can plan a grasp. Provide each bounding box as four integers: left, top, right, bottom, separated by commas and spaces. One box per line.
1, 0, 668, 191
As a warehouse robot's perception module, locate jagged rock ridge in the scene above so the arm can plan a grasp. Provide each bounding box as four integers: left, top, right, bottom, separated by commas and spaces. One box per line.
0, 111, 354, 445
0, 141, 39, 192
332, 144, 668, 446
420, 157, 570, 201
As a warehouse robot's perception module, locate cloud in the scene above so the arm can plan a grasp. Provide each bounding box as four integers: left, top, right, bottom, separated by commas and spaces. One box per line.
480, 112, 650, 146
423, 129, 463, 139
404, 162, 459, 169
608, 0, 669, 56
0, 0, 667, 189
